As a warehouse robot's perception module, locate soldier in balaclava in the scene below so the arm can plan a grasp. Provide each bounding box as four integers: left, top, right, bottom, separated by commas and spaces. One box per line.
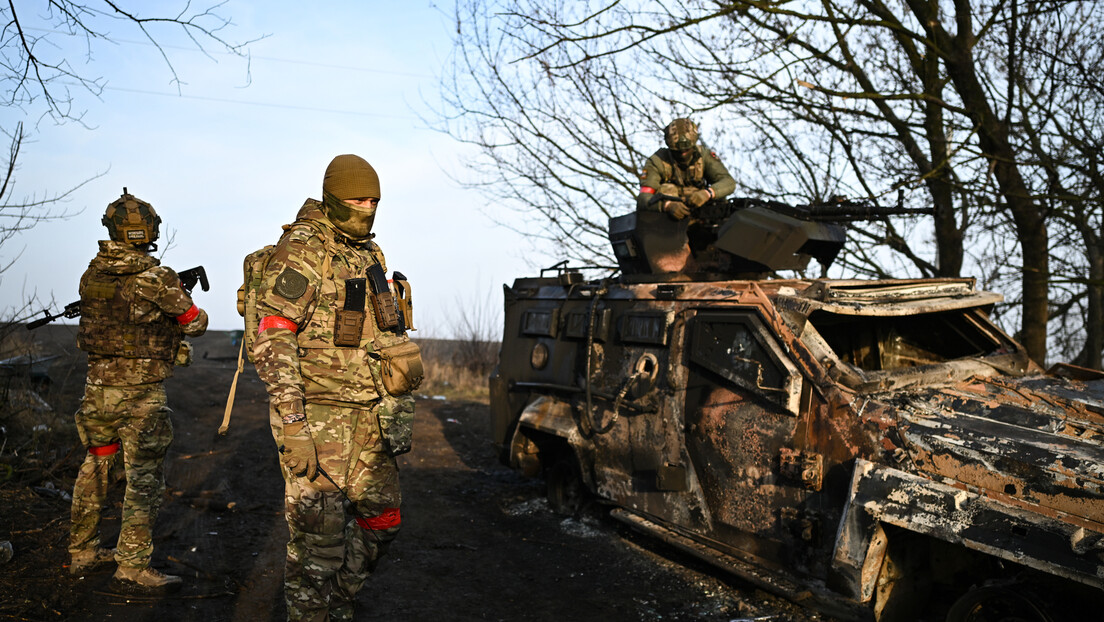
68, 189, 208, 592
252, 154, 419, 621
636, 118, 736, 219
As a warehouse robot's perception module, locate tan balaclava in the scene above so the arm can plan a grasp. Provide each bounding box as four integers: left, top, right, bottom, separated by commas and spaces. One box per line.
322, 154, 380, 239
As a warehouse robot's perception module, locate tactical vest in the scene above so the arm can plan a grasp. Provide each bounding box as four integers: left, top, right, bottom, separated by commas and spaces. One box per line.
656, 147, 706, 188
289, 216, 414, 405
292, 218, 391, 351
77, 270, 180, 360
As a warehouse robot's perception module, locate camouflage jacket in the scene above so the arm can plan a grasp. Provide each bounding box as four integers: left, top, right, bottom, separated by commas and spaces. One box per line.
252, 200, 394, 419
80, 240, 208, 385
636, 146, 736, 212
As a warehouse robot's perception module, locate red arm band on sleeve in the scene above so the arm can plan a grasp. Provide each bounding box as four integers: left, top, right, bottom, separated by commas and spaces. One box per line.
355, 507, 401, 531
640, 186, 656, 194
89, 441, 120, 456
258, 316, 298, 334
176, 304, 200, 325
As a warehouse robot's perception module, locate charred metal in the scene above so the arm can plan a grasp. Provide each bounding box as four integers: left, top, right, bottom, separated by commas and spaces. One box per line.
490, 199, 1104, 621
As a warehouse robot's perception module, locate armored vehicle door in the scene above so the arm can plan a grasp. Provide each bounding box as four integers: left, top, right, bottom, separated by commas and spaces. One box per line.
683, 308, 811, 562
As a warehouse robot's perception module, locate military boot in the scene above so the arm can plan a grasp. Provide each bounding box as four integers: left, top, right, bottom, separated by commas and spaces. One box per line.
69, 546, 115, 575
111, 565, 183, 593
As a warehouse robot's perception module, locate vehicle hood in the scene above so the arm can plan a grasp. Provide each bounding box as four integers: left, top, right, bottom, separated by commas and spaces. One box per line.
892, 374, 1104, 526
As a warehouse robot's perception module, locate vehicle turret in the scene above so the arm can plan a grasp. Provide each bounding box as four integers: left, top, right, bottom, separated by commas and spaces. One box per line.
609, 196, 933, 280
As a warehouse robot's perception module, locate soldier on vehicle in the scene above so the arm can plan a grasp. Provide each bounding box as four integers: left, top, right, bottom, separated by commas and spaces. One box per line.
68, 189, 208, 592
632, 118, 737, 273
636, 117, 736, 220
251, 154, 420, 621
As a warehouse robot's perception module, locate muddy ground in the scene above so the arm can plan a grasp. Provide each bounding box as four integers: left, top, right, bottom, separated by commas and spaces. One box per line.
0, 328, 829, 621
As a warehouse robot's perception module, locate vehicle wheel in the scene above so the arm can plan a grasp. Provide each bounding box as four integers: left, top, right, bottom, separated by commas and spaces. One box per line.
546, 456, 585, 516
945, 586, 1055, 622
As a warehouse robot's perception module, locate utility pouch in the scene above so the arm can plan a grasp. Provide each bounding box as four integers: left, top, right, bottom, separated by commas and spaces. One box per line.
377, 394, 415, 456
334, 278, 367, 347
376, 340, 424, 396
392, 271, 415, 332
174, 340, 194, 367
367, 264, 399, 331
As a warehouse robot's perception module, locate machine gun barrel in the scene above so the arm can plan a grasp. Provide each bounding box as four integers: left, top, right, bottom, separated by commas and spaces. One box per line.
792, 201, 935, 222
715, 196, 934, 223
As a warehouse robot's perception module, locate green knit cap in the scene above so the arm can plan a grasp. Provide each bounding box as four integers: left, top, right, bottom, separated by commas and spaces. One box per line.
323, 154, 380, 200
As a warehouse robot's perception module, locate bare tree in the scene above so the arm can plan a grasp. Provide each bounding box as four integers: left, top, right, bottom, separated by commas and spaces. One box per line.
438, 0, 1103, 366
0, 1, 256, 322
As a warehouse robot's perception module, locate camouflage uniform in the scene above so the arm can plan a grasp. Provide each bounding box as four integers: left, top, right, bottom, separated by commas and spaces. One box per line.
636, 118, 736, 213
69, 240, 208, 570
253, 155, 412, 622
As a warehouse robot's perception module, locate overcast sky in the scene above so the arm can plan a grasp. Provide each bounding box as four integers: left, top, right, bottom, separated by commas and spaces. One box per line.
2, 1, 540, 336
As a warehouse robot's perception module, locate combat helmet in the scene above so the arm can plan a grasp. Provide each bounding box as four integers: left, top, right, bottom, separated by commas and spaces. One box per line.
664, 118, 699, 152
102, 188, 160, 247
322, 154, 380, 239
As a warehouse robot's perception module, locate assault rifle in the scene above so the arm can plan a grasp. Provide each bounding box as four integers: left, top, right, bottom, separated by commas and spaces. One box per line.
26, 265, 209, 330
179, 266, 209, 294
25, 301, 82, 330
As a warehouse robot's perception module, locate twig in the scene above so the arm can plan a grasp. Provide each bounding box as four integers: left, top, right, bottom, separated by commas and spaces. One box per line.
10, 516, 63, 535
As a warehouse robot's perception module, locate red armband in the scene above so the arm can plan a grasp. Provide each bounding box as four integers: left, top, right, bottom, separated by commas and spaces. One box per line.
355, 507, 401, 531
89, 441, 121, 456
176, 304, 200, 325
640, 186, 656, 194
258, 316, 298, 334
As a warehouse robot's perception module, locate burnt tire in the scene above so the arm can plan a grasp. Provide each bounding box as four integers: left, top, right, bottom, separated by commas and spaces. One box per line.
945, 586, 1055, 622
546, 456, 585, 516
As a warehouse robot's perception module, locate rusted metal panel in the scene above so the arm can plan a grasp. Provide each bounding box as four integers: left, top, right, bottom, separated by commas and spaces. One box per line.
838, 459, 1104, 591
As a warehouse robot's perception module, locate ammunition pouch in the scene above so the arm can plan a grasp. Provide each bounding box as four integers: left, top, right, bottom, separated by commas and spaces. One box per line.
334, 278, 367, 347
367, 264, 399, 331
375, 340, 423, 396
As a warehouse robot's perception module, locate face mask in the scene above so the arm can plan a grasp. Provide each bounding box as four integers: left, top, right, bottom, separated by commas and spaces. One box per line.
673, 148, 697, 166
324, 193, 377, 239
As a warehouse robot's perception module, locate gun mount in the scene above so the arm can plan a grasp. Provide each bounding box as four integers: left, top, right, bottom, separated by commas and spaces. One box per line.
610, 196, 933, 280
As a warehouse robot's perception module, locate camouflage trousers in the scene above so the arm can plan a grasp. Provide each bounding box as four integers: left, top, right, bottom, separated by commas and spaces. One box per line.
69, 382, 173, 569
271, 399, 402, 622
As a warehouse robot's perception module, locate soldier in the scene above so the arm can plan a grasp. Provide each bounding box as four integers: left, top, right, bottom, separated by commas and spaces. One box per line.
252, 154, 418, 621
636, 117, 736, 219
67, 189, 209, 592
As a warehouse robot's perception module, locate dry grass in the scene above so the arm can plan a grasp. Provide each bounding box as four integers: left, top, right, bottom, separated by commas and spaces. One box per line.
416, 339, 498, 403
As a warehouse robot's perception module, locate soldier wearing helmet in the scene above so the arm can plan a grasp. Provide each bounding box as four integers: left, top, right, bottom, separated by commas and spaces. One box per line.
68, 188, 208, 592
636, 118, 735, 219
251, 154, 418, 621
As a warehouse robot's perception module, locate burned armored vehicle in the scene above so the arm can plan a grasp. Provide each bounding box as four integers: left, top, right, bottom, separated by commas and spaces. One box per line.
488, 198, 1104, 621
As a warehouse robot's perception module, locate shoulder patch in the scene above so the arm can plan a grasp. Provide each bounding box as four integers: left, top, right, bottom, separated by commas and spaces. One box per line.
273, 268, 309, 300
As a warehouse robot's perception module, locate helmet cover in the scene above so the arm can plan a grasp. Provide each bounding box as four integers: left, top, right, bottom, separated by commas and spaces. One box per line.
664, 118, 699, 152
102, 188, 160, 245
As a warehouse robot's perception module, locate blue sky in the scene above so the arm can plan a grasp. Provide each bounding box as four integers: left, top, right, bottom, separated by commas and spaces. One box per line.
1, 1, 537, 336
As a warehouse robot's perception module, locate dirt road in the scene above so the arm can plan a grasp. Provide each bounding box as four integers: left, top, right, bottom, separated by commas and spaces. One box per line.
0, 329, 826, 621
